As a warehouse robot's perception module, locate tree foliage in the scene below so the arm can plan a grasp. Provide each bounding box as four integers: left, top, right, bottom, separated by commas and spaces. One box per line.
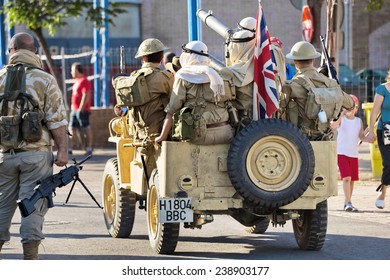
0, 0, 125, 90
366, 0, 385, 11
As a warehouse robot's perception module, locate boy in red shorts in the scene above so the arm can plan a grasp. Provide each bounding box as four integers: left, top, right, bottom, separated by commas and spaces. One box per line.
331, 95, 371, 211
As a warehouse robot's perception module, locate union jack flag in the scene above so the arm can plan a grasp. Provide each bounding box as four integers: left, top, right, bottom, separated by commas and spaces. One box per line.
252, 0, 278, 120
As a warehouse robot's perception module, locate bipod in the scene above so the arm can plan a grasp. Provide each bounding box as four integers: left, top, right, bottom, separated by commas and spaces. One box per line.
64, 174, 103, 209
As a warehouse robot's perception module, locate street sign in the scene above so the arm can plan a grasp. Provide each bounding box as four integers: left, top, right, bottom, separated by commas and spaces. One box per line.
302, 5, 314, 42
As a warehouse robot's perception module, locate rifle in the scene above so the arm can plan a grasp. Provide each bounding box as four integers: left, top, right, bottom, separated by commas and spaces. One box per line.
17, 155, 97, 217
320, 35, 339, 84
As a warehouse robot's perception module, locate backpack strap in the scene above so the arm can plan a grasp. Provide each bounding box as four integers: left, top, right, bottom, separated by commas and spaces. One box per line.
294, 75, 317, 92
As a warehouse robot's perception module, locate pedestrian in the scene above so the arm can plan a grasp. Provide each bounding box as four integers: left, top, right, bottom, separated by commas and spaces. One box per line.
68, 62, 93, 156
0, 32, 68, 259
330, 95, 371, 211
280, 41, 355, 140
113, 38, 173, 176
367, 69, 390, 209
155, 41, 234, 145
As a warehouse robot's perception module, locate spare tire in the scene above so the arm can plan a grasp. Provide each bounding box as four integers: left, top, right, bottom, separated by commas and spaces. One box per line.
228, 119, 315, 208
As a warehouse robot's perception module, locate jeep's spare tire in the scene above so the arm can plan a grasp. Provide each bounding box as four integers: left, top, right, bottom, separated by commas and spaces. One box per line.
228, 119, 315, 208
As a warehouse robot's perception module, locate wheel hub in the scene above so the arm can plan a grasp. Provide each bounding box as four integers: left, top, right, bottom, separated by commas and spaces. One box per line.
247, 136, 301, 191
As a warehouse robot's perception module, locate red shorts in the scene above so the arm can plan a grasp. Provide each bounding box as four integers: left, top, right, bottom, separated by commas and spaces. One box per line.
338, 154, 359, 181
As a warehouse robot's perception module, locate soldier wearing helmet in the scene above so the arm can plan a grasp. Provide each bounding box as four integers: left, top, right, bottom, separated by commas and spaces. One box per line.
114, 38, 173, 137
113, 38, 173, 175
156, 41, 234, 145
280, 41, 354, 140
237, 17, 256, 33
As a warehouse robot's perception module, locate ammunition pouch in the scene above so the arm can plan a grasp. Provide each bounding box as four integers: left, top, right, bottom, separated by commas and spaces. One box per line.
22, 110, 45, 142
0, 64, 45, 149
286, 100, 299, 126
172, 107, 195, 141
0, 115, 22, 149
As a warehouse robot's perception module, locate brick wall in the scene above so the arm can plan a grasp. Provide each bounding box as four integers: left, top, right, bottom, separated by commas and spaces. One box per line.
89, 108, 116, 148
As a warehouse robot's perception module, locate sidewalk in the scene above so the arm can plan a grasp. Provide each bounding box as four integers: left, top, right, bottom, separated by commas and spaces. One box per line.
357, 141, 379, 182
329, 142, 390, 224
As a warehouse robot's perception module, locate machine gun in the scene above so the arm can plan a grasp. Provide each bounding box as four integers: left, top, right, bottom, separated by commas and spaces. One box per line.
320, 35, 339, 84
17, 155, 102, 217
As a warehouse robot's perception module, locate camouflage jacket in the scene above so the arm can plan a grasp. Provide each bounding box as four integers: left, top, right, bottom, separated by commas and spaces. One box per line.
0, 49, 68, 151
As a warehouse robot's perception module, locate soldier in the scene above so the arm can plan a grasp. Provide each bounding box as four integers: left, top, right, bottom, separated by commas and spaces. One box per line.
155, 41, 234, 145
270, 36, 287, 92
113, 38, 173, 175
280, 41, 355, 140
234, 18, 286, 122
219, 29, 255, 123
0, 32, 68, 259
113, 38, 173, 138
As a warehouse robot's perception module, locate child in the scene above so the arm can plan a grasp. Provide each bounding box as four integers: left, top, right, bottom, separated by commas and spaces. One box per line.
330, 95, 371, 211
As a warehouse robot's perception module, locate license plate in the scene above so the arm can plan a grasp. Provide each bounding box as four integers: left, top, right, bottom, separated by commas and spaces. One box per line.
158, 198, 193, 223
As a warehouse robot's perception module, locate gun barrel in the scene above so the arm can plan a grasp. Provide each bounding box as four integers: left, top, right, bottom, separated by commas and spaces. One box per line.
208, 53, 225, 72
196, 9, 234, 39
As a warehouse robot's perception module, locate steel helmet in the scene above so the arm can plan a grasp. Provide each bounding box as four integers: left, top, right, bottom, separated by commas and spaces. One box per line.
350, 94, 359, 107
237, 17, 256, 33
181, 41, 209, 56
229, 30, 255, 43
135, 38, 167, 59
286, 41, 321, 60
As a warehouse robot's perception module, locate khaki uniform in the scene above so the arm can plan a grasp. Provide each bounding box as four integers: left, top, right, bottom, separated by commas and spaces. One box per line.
233, 83, 253, 121
219, 67, 254, 122
271, 45, 286, 92
281, 66, 354, 140
165, 78, 234, 145
0, 49, 67, 244
0, 51, 68, 152
129, 62, 173, 140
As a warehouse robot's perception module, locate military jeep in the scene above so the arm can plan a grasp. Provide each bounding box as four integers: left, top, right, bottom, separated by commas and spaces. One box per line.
102, 116, 337, 254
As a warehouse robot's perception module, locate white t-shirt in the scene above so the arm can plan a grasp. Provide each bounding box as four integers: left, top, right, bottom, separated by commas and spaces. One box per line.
337, 116, 361, 158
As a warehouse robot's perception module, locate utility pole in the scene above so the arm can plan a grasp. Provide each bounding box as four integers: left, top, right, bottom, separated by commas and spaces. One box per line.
325, 0, 342, 69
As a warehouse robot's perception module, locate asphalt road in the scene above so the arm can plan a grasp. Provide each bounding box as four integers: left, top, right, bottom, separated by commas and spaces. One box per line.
1, 146, 390, 261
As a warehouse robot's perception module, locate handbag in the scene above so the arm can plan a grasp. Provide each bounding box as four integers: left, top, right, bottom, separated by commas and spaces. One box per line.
382, 121, 390, 145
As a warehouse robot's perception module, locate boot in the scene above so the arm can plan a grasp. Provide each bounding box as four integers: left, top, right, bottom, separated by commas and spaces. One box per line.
22, 241, 41, 260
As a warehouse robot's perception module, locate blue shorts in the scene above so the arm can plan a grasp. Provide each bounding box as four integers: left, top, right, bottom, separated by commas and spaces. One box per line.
70, 110, 90, 129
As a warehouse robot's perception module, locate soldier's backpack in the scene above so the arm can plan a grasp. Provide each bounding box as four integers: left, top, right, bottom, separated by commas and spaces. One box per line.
0, 64, 44, 149
112, 70, 151, 107
295, 75, 344, 122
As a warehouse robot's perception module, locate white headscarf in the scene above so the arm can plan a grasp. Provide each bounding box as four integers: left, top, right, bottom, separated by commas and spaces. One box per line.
226, 30, 255, 87
176, 41, 225, 102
